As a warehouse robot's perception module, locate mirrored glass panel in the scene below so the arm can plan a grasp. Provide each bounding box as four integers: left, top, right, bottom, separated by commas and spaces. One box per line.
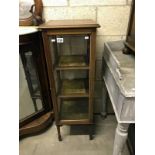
19, 51, 43, 120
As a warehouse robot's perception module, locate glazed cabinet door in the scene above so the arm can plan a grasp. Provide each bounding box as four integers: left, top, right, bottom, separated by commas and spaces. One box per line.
42, 30, 96, 124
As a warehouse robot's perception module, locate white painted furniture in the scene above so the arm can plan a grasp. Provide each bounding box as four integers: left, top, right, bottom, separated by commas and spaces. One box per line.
19, 26, 39, 35
103, 41, 135, 155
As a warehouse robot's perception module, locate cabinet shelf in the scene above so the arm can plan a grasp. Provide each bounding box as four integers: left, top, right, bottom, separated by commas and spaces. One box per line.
59, 99, 89, 121
58, 79, 89, 98
56, 55, 89, 70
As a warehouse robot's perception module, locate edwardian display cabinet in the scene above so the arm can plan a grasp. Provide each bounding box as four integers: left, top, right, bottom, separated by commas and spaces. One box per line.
40, 20, 100, 141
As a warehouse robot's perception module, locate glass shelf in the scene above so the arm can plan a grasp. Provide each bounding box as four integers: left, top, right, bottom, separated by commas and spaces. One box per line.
59, 98, 88, 120
58, 79, 89, 98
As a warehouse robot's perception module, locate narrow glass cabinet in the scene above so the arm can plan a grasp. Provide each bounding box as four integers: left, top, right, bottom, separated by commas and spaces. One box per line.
40, 20, 100, 141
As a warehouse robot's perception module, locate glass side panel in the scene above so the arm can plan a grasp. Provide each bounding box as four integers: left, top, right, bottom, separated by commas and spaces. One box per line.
19, 52, 43, 121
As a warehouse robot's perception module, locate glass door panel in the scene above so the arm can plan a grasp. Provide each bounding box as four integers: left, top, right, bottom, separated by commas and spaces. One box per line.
49, 34, 90, 69
48, 33, 90, 124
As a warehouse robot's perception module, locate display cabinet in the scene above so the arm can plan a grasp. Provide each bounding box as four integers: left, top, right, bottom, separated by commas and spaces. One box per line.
40, 20, 100, 141
19, 31, 53, 138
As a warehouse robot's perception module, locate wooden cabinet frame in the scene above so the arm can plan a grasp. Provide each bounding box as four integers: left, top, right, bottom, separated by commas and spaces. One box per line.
40, 20, 100, 141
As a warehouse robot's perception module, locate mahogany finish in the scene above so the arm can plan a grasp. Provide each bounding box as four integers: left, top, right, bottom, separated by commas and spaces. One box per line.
40, 20, 100, 141
20, 112, 54, 139
39, 19, 100, 29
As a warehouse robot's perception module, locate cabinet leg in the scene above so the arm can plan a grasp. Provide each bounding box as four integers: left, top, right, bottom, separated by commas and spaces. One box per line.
56, 125, 62, 141
89, 124, 93, 140
101, 82, 108, 119
113, 123, 129, 155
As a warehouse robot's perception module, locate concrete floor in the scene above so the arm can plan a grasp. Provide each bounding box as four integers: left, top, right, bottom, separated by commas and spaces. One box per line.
19, 115, 130, 155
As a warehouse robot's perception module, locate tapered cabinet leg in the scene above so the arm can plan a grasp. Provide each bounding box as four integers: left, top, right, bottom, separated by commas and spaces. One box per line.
89, 133, 93, 140
113, 123, 129, 155
56, 125, 62, 141
101, 82, 108, 119
89, 124, 93, 140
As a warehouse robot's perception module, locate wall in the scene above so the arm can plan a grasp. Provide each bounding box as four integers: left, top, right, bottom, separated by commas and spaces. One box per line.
42, 0, 132, 113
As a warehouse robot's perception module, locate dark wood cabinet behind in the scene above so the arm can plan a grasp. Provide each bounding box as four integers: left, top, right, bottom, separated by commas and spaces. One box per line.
19, 32, 53, 138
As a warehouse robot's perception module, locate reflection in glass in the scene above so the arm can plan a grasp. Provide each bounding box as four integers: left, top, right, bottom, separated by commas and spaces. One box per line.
19, 52, 42, 120
24, 51, 40, 99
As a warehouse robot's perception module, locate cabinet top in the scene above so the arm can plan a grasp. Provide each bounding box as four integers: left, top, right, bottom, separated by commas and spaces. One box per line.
39, 19, 100, 29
